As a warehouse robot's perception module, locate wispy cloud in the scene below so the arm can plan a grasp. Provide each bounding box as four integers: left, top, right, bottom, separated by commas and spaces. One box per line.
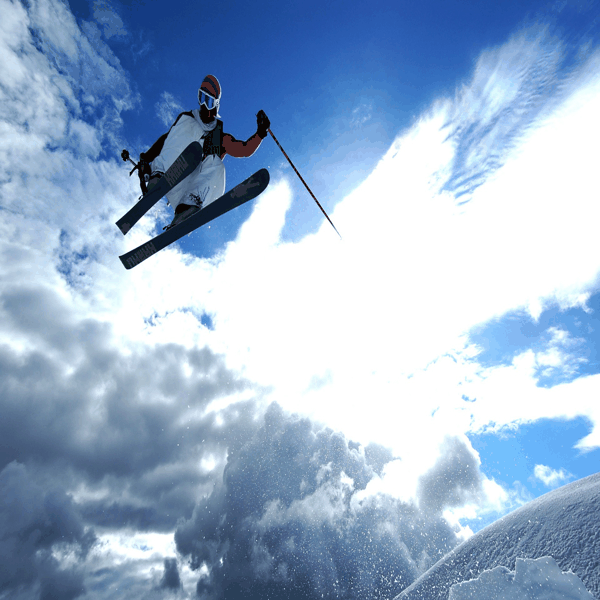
442, 25, 567, 200
351, 102, 373, 127
533, 464, 573, 487
92, 0, 127, 39
155, 91, 184, 127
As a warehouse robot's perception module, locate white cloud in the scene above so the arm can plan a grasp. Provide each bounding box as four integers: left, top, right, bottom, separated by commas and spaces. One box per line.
454, 350, 600, 450
155, 91, 184, 128
187, 25, 600, 460
533, 464, 573, 487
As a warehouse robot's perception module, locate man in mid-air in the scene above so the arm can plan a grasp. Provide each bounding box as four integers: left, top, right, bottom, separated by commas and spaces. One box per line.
138, 74, 270, 229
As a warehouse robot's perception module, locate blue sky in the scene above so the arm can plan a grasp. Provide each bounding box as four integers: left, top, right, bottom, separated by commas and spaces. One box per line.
68, 0, 566, 246
1, 0, 600, 597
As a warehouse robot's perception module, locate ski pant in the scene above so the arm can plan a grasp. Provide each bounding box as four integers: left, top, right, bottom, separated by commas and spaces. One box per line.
156, 154, 226, 212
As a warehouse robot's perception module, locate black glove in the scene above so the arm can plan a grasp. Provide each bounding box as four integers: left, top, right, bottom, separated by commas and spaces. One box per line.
256, 110, 270, 139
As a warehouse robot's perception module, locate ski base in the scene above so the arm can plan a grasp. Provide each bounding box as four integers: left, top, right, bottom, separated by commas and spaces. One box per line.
115, 141, 203, 235
119, 168, 270, 269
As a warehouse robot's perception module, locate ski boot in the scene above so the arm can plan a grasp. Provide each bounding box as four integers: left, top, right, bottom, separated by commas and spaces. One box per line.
163, 195, 203, 231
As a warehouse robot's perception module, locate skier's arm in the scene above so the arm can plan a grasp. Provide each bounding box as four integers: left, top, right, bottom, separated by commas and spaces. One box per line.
222, 110, 270, 158
142, 132, 168, 163
222, 132, 263, 158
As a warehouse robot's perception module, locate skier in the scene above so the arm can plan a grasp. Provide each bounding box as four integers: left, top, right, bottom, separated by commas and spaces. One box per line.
137, 74, 270, 229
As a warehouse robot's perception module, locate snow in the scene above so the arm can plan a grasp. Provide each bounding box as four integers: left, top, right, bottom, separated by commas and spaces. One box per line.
395, 472, 600, 600
448, 557, 595, 600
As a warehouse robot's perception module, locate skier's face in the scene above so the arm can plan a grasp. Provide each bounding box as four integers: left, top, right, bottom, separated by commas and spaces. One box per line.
200, 104, 217, 123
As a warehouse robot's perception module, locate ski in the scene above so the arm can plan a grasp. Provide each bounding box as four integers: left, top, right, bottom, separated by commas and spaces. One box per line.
119, 168, 270, 270
116, 141, 203, 235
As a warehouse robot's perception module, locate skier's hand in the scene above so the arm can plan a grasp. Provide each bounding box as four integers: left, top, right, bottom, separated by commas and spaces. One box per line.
256, 110, 270, 139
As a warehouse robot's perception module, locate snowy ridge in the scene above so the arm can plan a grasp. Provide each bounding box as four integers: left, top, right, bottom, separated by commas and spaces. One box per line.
395, 472, 600, 600
448, 557, 595, 600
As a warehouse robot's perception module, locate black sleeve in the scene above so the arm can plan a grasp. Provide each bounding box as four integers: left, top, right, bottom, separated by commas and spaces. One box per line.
142, 111, 194, 162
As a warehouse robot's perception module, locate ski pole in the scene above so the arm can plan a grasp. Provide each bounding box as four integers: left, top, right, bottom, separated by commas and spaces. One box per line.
267, 127, 342, 239
121, 149, 148, 194
121, 149, 138, 172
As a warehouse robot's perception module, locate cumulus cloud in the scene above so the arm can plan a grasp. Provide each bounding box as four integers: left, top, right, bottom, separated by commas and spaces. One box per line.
0, 2, 264, 595
0, 306, 265, 598
174, 404, 476, 599
0, 462, 95, 599
417, 437, 484, 514
159, 558, 182, 590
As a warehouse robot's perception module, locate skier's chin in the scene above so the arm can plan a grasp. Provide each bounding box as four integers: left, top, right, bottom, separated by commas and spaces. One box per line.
200, 106, 217, 124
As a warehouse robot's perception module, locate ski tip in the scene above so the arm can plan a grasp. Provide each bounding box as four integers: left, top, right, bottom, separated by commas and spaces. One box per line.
116, 220, 131, 235
257, 168, 270, 184
119, 240, 159, 270
119, 256, 133, 270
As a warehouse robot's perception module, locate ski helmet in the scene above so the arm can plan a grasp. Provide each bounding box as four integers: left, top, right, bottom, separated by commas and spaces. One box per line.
198, 74, 221, 116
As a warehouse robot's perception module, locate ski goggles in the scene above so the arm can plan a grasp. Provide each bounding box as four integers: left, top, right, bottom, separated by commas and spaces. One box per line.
199, 90, 220, 111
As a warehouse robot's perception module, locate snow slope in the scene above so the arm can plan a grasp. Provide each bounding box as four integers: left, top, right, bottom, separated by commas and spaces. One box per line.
395, 472, 600, 600
448, 556, 595, 600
